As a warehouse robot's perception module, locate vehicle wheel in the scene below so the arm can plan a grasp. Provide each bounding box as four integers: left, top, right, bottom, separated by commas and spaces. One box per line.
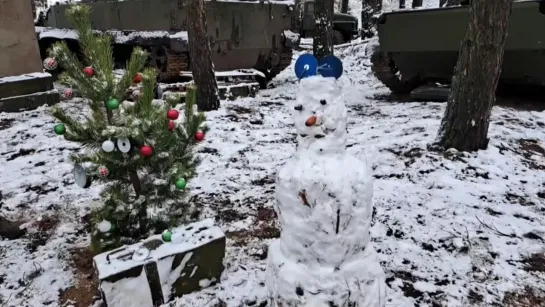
266, 48, 293, 84
332, 30, 345, 45
256, 73, 268, 90
368, 38, 421, 94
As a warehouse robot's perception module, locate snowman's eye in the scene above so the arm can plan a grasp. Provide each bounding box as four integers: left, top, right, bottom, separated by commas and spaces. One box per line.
320, 99, 327, 105
294, 105, 303, 111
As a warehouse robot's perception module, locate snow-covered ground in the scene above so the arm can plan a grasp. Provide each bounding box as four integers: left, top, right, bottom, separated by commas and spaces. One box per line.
1, 39, 544, 307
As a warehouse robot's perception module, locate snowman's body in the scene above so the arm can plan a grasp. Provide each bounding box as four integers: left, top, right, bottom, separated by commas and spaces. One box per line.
266, 76, 386, 307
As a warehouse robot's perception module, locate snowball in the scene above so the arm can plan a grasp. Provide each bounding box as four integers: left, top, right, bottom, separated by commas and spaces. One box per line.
199, 279, 211, 288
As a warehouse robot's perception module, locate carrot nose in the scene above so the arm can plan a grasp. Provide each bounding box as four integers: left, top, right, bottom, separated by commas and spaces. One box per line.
305, 116, 317, 127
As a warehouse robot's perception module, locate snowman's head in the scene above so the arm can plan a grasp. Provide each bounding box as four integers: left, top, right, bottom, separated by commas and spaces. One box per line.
293, 76, 348, 154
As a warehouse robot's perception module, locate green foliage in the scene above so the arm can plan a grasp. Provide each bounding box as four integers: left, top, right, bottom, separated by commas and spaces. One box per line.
49, 4, 206, 253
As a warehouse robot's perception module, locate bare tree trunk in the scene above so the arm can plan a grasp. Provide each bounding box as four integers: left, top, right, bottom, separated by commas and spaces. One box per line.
187, 0, 219, 111
436, 0, 513, 151
341, 0, 349, 13
313, 0, 334, 59
361, 0, 382, 39
440, 0, 469, 7
412, 0, 423, 8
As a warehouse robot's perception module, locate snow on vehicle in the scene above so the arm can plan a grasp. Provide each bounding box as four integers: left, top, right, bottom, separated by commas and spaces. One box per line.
35, 0, 299, 87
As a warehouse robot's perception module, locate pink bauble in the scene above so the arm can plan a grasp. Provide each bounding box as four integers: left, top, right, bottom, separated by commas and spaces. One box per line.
64, 88, 73, 100
99, 167, 109, 177
43, 58, 57, 71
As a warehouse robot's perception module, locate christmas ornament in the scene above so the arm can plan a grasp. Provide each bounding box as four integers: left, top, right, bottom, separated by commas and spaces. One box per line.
102, 140, 115, 152
83, 66, 95, 77
98, 220, 112, 233
73, 164, 92, 188
167, 109, 179, 120
54, 124, 66, 135
63, 88, 73, 100
168, 121, 176, 131
99, 167, 109, 177
107, 98, 120, 110
195, 130, 205, 141
134, 73, 143, 84
140, 145, 153, 157
175, 178, 187, 190
43, 57, 57, 70
117, 138, 131, 153
162, 230, 172, 242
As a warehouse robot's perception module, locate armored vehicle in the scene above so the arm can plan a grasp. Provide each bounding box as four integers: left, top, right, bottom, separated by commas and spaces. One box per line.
35, 0, 298, 85
294, 0, 359, 44
369, 0, 545, 96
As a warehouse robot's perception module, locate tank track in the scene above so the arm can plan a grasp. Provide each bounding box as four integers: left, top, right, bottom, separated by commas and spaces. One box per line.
368, 40, 421, 94
164, 51, 189, 79
153, 47, 189, 82
157, 46, 293, 84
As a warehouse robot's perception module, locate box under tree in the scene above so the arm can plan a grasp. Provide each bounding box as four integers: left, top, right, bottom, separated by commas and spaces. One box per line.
93, 218, 226, 307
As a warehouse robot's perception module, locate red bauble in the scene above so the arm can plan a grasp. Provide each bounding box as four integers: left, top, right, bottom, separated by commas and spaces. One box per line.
168, 121, 176, 131
167, 109, 179, 120
134, 73, 143, 84
140, 145, 153, 157
195, 131, 205, 142
83, 66, 95, 77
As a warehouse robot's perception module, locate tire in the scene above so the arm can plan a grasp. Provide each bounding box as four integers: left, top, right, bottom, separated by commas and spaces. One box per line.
368, 38, 421, 94
332, 30, 345, 45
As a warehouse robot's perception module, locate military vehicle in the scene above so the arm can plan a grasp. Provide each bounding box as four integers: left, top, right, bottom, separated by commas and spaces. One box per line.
35, 0, 298, 86
368, 0, 545, 98
294, 0, 359, 45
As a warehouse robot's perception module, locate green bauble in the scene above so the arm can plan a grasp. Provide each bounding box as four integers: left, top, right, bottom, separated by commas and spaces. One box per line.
107, 98, 120, 110
54, 124, 66, 135
162, 230, 172, 242
175, 178, 187, 190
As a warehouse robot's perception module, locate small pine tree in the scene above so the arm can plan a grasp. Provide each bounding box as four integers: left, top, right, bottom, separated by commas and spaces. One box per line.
48, 5, 207, 252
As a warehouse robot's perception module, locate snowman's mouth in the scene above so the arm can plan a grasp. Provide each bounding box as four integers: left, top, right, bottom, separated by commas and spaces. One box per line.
299, 133, 326, 138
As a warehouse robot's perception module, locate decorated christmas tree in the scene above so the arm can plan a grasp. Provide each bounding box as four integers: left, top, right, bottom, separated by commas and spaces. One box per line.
47, 5, 207, 252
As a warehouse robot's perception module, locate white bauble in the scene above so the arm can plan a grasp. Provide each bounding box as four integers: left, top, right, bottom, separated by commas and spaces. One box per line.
102, 140, 115, 152
98, 220, 112, 233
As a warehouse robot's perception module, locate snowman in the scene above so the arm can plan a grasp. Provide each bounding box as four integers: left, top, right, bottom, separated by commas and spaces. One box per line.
265, 55, 386, 307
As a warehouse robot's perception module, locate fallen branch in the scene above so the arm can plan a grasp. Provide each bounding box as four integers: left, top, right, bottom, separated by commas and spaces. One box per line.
476, 216, 516, 238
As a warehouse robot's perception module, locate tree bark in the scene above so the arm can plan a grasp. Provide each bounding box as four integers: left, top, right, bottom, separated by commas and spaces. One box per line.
436, 0, 513, 151
340, 0, 349, 13
412, 0, 423, 8
440, 0, 469, 7
187, 0, 219, 111
361, 0, 382, 39
313, 0, 334, 59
